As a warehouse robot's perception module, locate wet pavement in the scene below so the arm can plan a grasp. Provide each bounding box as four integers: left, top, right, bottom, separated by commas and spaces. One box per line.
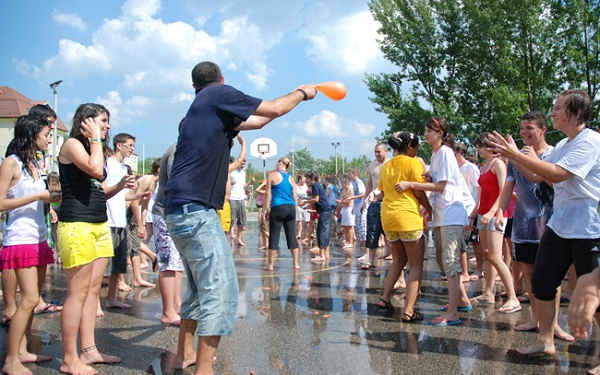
1, 215, 599, 374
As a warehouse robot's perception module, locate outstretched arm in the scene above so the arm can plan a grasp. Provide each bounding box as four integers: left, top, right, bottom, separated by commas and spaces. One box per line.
229, 135, 247, 173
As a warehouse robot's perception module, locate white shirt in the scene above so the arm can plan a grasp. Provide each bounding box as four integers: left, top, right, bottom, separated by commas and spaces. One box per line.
352, 178, 366, 216
230, 168, 246, 201
545, 128, 600, 238
459, 160, 480, 202
106, 157, 127, 228
429, 145, 472, 227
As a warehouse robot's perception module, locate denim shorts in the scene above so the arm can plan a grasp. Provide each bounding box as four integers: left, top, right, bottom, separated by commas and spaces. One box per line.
476, 215, 506, 234
317, 210, 333, 248
365, 202, 384, 249
166, 206, 239, 336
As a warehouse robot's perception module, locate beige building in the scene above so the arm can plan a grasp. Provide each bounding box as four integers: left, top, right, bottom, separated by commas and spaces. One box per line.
0, 86, 68, 170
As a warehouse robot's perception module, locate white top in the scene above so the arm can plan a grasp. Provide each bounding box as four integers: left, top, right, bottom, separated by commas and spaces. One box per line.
459, 160, 480, 202
352, 178, 366, 215
3, 155, 47, 245
327, 183, 337, 206
105, 157, 127, 228
296, 184, 309, 199
545, 128, 600, 238
146, 183, 157, 222
429, 145, 473, 227
229, 168, 246, 201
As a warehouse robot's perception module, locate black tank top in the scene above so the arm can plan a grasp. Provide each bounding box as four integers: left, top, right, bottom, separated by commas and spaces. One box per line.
58, 160, 108, 223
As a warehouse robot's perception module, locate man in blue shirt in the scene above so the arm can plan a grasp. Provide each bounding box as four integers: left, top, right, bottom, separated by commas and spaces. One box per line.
302, 171, 333, 262
164, 61, 317, 373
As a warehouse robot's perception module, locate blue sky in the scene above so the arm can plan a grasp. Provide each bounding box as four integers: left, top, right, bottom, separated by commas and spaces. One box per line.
0, 0, 397, 168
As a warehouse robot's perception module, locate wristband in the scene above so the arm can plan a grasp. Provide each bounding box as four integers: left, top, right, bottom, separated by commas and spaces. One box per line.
90, 138, 102, 144
295, 88, 308, 101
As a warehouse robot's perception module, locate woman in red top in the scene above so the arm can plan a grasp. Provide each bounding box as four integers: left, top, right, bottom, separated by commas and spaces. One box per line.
470, 133, 521, 313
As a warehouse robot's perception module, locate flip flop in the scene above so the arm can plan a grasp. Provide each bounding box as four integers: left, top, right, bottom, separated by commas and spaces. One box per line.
441, 304, 473, 312
430, 318, 462, 326
499, 305, 522, 314
34, 303, 63, 315
470, 296, 495, 305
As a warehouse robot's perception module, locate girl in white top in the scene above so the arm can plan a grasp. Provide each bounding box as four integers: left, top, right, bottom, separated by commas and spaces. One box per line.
491, 90, 600, 363
396, 116, 474, 325
0, 115, 60, 375
338, 174, 355, 248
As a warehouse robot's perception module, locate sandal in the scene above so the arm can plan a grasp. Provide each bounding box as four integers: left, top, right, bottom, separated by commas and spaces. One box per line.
378, 298, 394, 311
402, 311, 424, 322
361, 263, 373, 270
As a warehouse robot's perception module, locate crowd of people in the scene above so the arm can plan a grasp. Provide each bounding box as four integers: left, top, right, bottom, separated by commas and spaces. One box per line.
0, 60, 599, 375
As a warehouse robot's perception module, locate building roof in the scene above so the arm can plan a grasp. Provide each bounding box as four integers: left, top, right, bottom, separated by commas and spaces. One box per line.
0, 86, 68, 132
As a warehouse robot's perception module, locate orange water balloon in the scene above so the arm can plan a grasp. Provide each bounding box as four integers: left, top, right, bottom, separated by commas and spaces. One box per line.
316, 81, 347, 100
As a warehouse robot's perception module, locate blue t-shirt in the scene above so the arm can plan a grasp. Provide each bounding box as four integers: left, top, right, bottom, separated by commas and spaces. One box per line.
311, 182, 332, 213
271, 171, 295, 207
164, 84, 262, 210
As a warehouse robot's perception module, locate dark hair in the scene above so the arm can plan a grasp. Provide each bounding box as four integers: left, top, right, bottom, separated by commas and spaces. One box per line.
454, 142, 468, 156
474, 132, 493, 148
113, 133, 135, 150
47, 171, 60, 191
306, 171, 319, 182
192, 61, 223, 91
521, 110, 547, 129
558, 89, 594, 126
388, 131, 419, 154
6, 115, 48, 176
296, 174, 304, 183
151, 158, 161, 175
70, 103, 110, 154
29, 104, 57, 125
425, 116, 455, 149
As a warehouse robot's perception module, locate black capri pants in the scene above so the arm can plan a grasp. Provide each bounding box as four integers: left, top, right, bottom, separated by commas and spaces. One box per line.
268, 204, 298, 251
531, 227, 600, 301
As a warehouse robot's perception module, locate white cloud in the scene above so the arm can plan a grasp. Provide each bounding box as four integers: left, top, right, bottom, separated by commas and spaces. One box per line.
53, 10, 87, 32
301, 11, 385, 74
299, 110, 376, 139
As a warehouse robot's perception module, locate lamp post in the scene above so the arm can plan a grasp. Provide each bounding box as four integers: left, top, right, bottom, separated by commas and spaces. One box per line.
49, 80, 63, 172
331, 142, 340, 177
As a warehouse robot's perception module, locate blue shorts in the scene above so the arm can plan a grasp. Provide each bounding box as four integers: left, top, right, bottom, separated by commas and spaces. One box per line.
365, 202, 384, 249
317, 210, 333, 248
166, 206, 239, 336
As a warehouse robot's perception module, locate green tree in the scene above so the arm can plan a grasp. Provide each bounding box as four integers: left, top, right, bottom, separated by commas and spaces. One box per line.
137, 157, 158, 175
285, 148, 315, 175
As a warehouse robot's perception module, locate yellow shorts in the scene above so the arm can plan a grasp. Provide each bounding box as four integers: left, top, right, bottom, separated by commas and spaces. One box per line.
57, 221, 114, 269
386, 229, 423, 243
218, 201, 231, 233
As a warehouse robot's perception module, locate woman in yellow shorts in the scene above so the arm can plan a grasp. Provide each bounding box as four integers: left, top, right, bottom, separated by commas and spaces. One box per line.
57, 104, 134, 374
377, 131, 432, 322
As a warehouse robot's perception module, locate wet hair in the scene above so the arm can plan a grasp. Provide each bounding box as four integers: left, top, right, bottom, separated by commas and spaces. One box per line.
474, 132, 494, 148
348, 167, 360, 176
29, 104, 57, 125
113, 133, 135, 151
521, 110, 547, 129
296, 174, 305, 183
454, 142, 468, 156
47, 171, 60, 191
5, 115, 48, 176
151, 158, 161, 175
557, 89, 594, 126
425, 116, 455, 149
192, 61, 223, 91
306, 171, 319, 182
278, 157, 292, 169
388, 131, 419, 154
70, 103, 110, 154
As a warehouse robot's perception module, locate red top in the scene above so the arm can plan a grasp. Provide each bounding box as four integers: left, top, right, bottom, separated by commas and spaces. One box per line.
478, 161, 507, 216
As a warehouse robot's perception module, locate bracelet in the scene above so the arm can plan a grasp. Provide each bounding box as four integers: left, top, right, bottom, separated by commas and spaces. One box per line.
295, 88, 308, 101
90, 138, 102, 144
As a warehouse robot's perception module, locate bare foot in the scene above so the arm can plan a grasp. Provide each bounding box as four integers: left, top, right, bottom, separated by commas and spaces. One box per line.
587, 364, 600, 375
554, 325, 575, 342
310, 256, 326, 263
2, 360, 32, 375
117, 282, 132, 292
356, 254, 366, 262
237, 241, 246, 246
134, 280, 156, 288
59, 358, 98, 375
293, 266, 300, 271
96, 303, 104, 318
105, 300, 131, 309
394, 280, 406, 290
515, 340, 556, 355
160, 317, 181, 326
515, 320, 538, 332
19, 351, 51, 364
262, 266, 274, 271
80, 348, 121, 365
460, 274, 471, 283
470, 295, 495, 305
174, 353, 197, 370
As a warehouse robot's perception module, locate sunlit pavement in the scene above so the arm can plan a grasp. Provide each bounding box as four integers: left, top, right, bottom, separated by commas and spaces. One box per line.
1, 214, 598, 374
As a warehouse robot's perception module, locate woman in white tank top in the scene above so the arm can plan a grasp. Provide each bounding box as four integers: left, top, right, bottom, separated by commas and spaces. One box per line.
0, 115, 60, 374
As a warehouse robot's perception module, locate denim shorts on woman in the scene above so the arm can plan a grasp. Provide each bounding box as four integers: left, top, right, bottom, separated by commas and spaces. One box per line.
477, 215, 506, 234
166, 207, 239, 336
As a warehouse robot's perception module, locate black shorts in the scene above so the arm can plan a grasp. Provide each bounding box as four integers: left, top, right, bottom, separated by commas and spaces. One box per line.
513, 242, 538, 264
503, 218, 513, 238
